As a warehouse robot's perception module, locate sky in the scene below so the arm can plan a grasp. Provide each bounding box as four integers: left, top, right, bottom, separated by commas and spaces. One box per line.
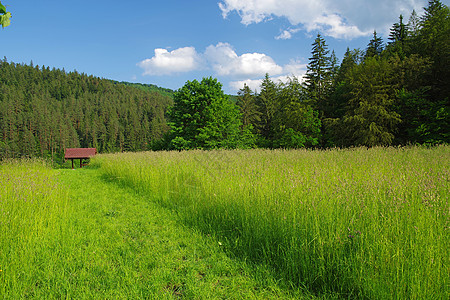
2, 0, 447, 94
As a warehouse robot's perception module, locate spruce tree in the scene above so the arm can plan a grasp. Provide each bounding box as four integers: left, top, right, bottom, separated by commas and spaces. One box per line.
255, 74, 278, 142
365, 30, 384, 59
416, 0, 450, 143
389, 15, 408, 45
340, 57, 401, 146
273, 77, 321, 148
305, 34, 332, 111
237, 84, 260, 129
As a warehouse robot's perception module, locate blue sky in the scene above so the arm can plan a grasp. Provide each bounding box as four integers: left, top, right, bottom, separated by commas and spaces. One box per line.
2, 0, 445, 94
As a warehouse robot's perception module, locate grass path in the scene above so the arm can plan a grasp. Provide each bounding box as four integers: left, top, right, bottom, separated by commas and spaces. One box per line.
54, 168, 308, 299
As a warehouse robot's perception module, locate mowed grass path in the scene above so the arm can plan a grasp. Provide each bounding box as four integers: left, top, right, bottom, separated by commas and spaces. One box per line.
59, 168, 303, 299
1, 163, 309, 299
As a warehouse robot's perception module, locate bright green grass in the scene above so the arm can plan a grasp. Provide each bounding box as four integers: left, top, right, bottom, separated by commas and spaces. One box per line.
0, 160, 310, 299
94, 146, 450, 299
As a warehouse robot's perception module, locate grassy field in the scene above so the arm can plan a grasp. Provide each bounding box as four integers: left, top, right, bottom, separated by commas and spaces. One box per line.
1, 146, 448, 298
0, 159, 307, 299
94, 146, 449, 299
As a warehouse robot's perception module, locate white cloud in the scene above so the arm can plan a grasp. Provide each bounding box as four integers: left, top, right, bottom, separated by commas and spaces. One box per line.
229, 79, 262, 92
204, 42, 283, 78
138, 43, 283, 78
137, 47, 202, 75
275, 28, 300, 40
138, 43, 308, 93
219, 0, 427, 39
283, 60, 307, 77
229, 60, 308, 93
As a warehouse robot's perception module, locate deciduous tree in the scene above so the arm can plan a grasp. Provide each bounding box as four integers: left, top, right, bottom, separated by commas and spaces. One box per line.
0, 1, 11, 28
167, 77, 244, 150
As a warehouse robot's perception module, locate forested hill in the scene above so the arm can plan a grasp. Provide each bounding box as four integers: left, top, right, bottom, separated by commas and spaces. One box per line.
0, 59, 172, 159
109, 80, 175, 99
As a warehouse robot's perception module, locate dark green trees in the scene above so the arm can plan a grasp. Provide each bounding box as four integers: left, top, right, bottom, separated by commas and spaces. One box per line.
305, 34, 333, 112
365, 31, 384, 59
273, 77, 321, 148
324, 0, 449, 147
236, 84, 260, 129
235, 74, 321, 149
255, 74, 278, 143
167, 77, 245, 150
340, 57, 401, 146
0, 60, 172, 159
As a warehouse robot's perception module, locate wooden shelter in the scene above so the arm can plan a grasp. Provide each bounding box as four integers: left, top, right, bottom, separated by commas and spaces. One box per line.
65, 148, 97, 169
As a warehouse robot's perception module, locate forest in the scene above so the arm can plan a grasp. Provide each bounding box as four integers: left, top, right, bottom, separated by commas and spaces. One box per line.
0, 0, 448, 159
0, 61, 173, 160
176, 0, 448, 150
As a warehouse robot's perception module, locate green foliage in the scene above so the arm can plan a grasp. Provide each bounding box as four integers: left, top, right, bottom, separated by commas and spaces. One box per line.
0, 60, 172, 159
339, 57, 401, 146
0, 1, 11, 28
273, 77, 321, 148
305, 34, 333, 109
109, 80, 175, 99
167, 77, 247, 150
236, 84, 260, 129
323, 1, 449, 147
255, 74, 278, 140
365, 30, 384, 59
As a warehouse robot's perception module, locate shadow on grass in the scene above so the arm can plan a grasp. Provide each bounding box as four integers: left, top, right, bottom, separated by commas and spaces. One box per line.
95, 170, 353, 299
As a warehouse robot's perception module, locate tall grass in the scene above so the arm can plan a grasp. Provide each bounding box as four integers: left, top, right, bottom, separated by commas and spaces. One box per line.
94, 146, 449, 298
0, 159, 70, 297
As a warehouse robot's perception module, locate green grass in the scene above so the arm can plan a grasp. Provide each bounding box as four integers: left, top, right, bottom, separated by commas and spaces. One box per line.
2, 147, 448, 298
94, 146, 450, 299
0, 159, 309, 298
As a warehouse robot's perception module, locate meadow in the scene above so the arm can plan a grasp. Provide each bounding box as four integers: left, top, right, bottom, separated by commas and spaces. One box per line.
95, 146, 449, 299
0, 159, 304, 299
1, 146, 448, 298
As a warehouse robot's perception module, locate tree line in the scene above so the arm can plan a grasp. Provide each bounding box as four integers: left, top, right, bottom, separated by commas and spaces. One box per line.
163, 0, 448, 150
1, 1, 448, 158
0, 60, 172, 160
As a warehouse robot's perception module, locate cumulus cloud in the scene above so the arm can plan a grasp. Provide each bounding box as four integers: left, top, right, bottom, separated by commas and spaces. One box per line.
219, 0, 427, 39
275, 28, 300, 40
137, 47, 202, 75
229, 79, 262, 92
138, 43, 308, 93
229, 59, 308, 93
204, 42, 283, 78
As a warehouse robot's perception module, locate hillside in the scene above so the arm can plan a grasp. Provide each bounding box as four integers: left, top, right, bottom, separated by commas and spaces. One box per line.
0, 60, 173, 160
109, 80, 175, 99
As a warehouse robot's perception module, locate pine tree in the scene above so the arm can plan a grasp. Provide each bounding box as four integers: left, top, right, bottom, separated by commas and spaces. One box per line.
386, 15, 410, 58
365, 30, 384, 59
408, 10, 421, 37
340, 57, 401, 146
255, 74, 278, 143
237, 84, 260, 129
389, 15, 408, 44
415, 0, 450, 143
305, 34, 332, 110
273, 77, 321, 148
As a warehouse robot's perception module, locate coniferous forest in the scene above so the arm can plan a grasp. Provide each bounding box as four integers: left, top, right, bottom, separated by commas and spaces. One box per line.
231, 0, 449, 149
0, 0, 448, 160
0, 61, 172, 160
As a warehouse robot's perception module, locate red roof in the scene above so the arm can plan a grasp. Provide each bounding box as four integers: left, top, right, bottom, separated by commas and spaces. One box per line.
65, 148, 97, 159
